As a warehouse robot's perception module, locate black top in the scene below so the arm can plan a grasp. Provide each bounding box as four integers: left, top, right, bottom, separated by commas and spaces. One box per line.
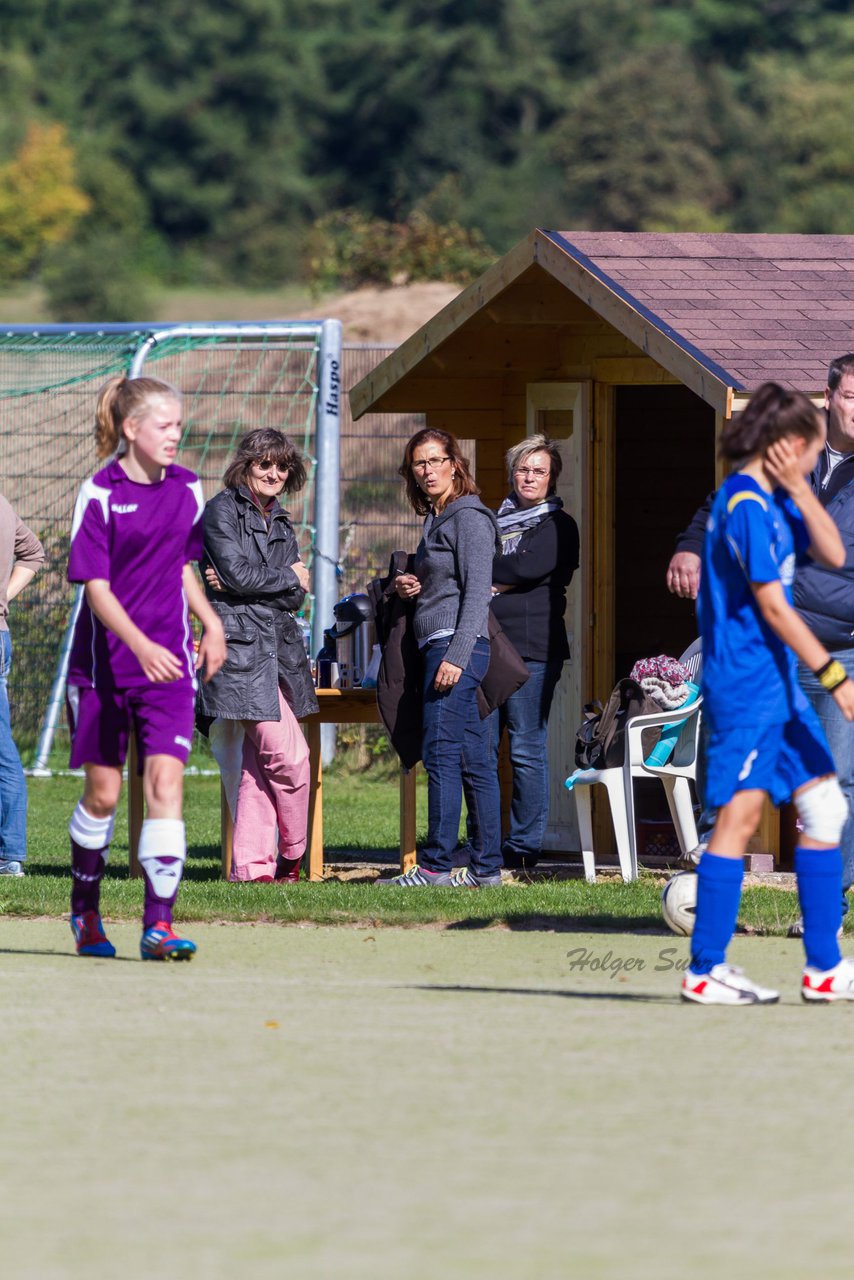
674, 492, 714, 558
490, 509, 580, 663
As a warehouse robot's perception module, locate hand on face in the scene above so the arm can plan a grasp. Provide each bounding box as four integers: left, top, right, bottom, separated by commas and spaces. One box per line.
764, 437, 812, 494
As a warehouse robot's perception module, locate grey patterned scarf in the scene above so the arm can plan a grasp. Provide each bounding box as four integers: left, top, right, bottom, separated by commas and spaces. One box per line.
496, 492, 564, 554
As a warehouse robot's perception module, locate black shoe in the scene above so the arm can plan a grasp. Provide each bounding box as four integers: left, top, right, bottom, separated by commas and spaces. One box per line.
501, 851, 538, 872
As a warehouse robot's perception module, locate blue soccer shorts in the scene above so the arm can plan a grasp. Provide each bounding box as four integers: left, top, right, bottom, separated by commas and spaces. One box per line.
704, 702, 835, 809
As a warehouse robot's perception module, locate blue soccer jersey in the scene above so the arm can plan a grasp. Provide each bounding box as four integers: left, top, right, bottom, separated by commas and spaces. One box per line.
699, 473, 811, 731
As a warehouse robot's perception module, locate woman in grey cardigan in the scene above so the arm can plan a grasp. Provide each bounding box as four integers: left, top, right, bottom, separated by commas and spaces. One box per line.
382, 428, 502, 887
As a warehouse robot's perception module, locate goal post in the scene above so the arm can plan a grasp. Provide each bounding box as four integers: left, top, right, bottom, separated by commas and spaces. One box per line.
0, 320, 342, 774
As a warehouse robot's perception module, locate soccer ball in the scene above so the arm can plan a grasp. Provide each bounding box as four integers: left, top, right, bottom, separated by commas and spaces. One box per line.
661, 871, 697, 936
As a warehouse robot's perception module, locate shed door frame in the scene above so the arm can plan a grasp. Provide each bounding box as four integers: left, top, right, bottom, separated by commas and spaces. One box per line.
526, 380, 590, 850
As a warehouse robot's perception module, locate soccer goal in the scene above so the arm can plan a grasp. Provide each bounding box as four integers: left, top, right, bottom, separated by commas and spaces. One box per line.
0, 320, 341, 772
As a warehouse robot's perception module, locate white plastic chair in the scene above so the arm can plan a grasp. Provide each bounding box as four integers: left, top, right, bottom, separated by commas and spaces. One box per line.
566, 690, 703, 883
678, 637, 702, 682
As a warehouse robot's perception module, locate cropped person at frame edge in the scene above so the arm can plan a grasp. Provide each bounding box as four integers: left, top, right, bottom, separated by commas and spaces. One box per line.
0, 493, 46, 877
488, 435, 579, 872
667, 354, 854, 928
199, 428, 318, 884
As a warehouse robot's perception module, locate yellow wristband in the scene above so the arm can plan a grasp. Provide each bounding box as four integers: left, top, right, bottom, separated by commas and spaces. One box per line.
816, 659, 849, 692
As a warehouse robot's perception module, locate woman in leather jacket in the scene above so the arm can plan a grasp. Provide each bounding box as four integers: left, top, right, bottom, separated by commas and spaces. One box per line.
198, 429, 318, 883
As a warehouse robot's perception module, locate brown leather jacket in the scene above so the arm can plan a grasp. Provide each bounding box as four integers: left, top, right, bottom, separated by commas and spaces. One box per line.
367, 551, 529, 769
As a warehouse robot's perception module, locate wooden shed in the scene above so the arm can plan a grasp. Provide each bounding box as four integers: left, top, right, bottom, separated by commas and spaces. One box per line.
350, 231, 854, 862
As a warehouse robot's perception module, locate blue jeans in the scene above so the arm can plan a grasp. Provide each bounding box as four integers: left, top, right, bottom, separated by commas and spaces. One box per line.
487, 658, 563, 866
798, 651, 854, 897
0, 631, 27, 861
420, 636, 501, 875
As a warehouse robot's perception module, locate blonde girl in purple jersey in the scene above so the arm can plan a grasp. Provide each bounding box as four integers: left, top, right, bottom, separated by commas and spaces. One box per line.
66, 376, 226, 961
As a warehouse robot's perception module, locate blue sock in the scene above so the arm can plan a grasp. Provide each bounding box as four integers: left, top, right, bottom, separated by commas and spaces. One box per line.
795, 846, 843, 972
690, 853, 744, 975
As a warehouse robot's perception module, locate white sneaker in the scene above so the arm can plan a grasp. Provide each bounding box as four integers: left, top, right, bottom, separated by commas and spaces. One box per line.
802, 955, 854, 1003
681, 963, 780, 1005
679, 840, 707, 870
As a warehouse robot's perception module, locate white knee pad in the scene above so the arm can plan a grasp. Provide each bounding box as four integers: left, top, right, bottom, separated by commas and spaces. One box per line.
69, 802, 115, 860
795, 777, 849, 844
138, 819, 186, 897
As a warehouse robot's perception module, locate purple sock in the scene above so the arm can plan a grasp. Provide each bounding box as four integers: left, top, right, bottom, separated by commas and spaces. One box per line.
142, 857, 180, 929
70, 839, 107, 916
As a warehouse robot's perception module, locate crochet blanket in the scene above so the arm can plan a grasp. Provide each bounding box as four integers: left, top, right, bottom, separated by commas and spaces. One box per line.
629, 654, 691, 710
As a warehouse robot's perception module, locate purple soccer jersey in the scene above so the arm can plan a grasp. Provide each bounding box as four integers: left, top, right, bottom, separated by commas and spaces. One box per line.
67, 459, 204, 690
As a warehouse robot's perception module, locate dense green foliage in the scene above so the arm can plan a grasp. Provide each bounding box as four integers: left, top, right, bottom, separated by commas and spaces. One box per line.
3, 0, 854, 306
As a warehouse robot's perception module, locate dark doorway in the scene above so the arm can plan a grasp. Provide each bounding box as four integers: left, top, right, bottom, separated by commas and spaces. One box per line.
612, 384, 715, 837
614, 385, 715, 676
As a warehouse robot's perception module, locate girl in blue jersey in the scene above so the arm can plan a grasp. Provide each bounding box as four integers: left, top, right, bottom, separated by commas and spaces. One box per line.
684, 382, 854, 1005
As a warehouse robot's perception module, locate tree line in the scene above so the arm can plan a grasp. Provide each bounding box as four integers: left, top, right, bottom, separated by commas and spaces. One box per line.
2, 0, 853, 316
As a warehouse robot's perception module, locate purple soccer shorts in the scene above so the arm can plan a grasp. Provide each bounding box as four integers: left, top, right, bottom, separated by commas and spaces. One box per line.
67, 682, 195, 771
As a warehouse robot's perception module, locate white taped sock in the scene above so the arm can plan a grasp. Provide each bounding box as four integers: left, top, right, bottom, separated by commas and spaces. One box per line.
138, 819, 186, 899
69, 802, 115, 856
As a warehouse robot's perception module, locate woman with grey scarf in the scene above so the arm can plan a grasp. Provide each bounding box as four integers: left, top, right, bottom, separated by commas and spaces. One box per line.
489, 435, 580, 872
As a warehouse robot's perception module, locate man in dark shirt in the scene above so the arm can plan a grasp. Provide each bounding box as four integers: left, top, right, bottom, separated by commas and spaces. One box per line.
667, 355, 854, 915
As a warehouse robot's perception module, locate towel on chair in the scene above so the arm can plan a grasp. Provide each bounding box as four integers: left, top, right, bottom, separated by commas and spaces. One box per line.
629, 655, 691, 710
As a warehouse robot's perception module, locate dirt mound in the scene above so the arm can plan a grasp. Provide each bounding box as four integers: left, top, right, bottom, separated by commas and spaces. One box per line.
303, 281, 461, 344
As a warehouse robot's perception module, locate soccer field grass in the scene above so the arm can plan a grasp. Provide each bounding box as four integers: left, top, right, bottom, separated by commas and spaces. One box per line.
2, 920, 850, 1280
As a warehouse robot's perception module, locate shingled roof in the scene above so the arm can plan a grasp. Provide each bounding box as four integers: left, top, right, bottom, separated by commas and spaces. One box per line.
546, 231, 854, 394
350, 231, 854, 420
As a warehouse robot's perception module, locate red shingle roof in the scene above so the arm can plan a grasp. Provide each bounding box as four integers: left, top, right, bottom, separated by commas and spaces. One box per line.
548, 232, 854, 392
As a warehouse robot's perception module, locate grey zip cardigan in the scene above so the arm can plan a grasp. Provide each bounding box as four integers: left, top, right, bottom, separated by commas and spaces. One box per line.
412, 494, 501, 670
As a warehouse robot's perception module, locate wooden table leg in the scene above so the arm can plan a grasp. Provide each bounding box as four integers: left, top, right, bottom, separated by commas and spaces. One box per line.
305, 719, 323, 881
400, 765, 417, 872
221, 781, 233, 880
128, 733, 143, 879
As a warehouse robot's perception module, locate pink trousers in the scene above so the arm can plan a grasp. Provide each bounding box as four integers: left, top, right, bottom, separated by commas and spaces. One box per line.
231, 689, 310, 882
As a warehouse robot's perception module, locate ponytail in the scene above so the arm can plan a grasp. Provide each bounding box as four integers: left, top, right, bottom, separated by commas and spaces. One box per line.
94, 375, 181, 460
720, 382, 823, 465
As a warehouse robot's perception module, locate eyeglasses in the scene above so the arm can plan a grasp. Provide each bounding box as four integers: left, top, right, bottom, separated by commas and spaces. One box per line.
255, 459, 289, 474
514, 466, 549, 479
412, 456, 450, 473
